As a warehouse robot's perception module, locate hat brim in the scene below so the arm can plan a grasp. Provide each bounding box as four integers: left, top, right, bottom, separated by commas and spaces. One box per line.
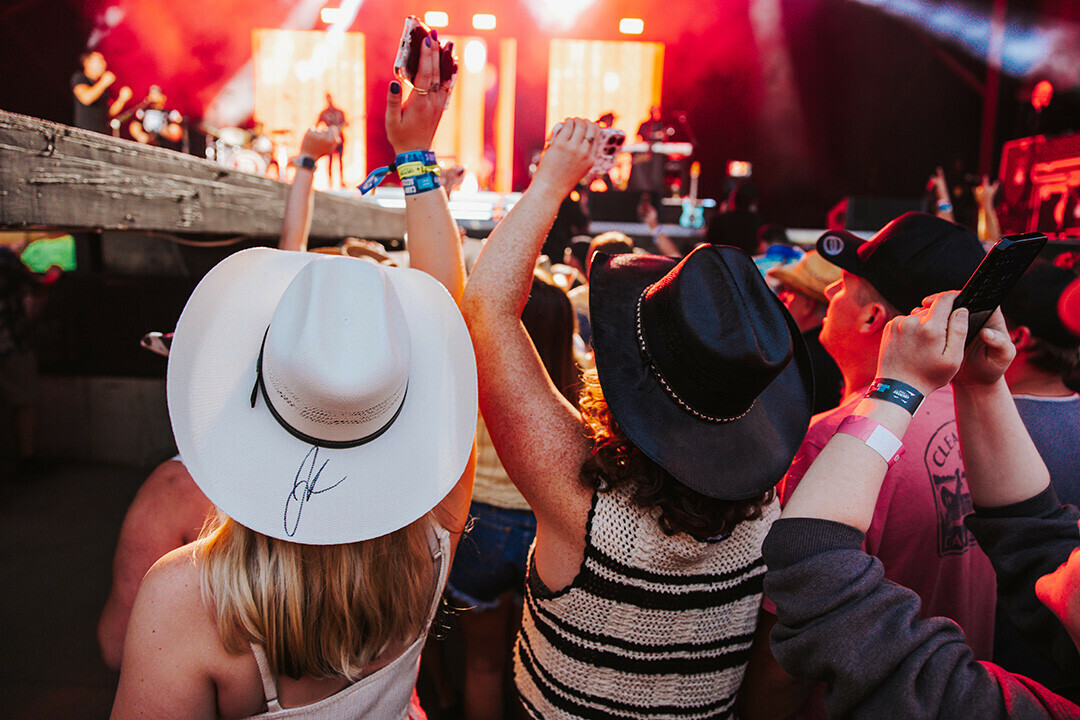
167, 248, 477, 544
767, 264, 826, 304
590, 253, 814, 501
815, 229, 866, 277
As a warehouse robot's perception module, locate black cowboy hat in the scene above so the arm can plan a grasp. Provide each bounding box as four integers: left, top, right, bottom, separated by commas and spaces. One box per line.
590, 244, 814, 501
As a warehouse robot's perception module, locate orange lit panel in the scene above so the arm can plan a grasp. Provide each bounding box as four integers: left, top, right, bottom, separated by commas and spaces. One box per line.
619, 18, 644, 35
547, 39, 664, 144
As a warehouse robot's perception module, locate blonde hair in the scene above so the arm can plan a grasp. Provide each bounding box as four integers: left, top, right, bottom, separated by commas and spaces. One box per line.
197, 512, 435, 680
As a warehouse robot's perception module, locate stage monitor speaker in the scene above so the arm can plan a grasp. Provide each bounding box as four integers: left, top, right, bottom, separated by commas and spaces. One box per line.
830, 196, 923, 232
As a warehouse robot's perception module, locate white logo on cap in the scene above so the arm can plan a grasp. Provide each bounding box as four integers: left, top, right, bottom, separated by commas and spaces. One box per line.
821, 235, 844, 256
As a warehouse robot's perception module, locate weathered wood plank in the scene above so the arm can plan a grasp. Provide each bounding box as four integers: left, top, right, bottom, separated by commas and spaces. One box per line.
0, 110, 405, 241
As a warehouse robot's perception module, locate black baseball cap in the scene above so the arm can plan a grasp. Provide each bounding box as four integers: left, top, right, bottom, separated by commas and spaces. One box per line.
816, 212, 986, 313
1001, 261, 1080, 349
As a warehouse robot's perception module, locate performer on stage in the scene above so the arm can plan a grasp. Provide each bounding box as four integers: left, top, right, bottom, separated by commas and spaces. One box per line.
128, 86, 184, 151
317, 93, 348, 188
636, 104, 669, 143
71, 51, 131, 135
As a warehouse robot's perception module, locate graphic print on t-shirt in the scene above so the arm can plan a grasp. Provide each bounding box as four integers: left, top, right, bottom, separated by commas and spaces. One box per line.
924, 420, 977, 556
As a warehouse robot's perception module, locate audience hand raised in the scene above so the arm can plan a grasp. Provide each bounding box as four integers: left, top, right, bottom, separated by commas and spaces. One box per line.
385, 36, 453, 154
532, 118, 598, 199
875, 291, 969, 397
299, 126, 340, 160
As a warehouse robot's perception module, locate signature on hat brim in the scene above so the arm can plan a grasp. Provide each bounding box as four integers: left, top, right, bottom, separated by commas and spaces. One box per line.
167, 248, 477, 545
590, 252, 814, 501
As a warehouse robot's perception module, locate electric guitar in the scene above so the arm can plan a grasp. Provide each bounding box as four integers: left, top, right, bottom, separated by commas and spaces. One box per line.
679, 162, 705, 229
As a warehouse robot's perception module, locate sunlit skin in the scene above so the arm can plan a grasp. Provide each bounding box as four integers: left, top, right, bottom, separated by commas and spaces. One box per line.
1034, 521, 1080, 649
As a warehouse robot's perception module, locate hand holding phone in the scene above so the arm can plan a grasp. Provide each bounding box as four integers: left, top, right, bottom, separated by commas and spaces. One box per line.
551, 122, 626, 180
953, 232, 1047, 346
393, 16, 458, 92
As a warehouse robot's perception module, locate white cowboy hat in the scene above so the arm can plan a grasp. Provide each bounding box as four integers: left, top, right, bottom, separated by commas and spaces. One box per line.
167, 248, 477, 544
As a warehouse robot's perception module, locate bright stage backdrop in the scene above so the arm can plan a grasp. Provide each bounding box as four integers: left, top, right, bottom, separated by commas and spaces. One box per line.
546, 39, 664, 142
252, 29, 366, 189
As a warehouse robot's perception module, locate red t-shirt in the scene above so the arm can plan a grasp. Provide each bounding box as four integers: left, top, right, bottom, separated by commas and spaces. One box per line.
778, 387, 997, 660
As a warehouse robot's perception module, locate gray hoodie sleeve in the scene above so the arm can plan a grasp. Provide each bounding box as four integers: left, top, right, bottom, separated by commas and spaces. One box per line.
763, 515, 1080, 719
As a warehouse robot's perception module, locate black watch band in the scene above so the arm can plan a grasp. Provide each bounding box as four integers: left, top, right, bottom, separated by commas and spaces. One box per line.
291, 154, 316, 171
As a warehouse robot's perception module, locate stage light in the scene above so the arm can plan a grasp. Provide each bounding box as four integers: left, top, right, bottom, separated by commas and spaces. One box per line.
425, 11, 449, 28
526, 0, 595, 32
473, 13, 496, 30
464, 39, 487, 74
619, 18, 644, 35
320, 7, 342, 24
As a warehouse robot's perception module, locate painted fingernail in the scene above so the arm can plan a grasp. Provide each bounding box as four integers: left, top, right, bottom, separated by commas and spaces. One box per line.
390, 81, 400, 94
430, 29, 438, 42
425, 36, 432, 47
446, 41, 454, 53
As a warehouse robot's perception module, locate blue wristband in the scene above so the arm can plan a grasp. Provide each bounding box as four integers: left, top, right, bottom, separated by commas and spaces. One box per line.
402, 172, 441, 195
395, 150, 437, 166
358, 150, 439, 195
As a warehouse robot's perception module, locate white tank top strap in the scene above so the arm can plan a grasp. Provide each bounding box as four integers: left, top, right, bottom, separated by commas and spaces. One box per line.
425, 521, 451, 628
250, 643, 284, 712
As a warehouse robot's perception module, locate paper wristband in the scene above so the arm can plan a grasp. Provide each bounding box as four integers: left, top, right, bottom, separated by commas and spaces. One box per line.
835, 415, 905, 467
866, 378, 924, 414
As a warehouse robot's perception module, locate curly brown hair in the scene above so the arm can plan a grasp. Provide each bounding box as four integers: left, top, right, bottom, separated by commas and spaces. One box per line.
577, 369, 774, 540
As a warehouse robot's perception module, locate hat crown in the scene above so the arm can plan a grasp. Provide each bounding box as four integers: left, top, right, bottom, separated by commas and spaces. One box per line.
639, 246, 793, 420
262, 258, 411, 445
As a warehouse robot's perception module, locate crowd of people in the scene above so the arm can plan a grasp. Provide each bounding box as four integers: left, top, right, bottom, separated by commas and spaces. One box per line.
39, 25, 1080, 720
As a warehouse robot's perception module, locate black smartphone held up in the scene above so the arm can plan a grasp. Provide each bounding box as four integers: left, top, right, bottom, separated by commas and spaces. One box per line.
954, 232, 1048, 346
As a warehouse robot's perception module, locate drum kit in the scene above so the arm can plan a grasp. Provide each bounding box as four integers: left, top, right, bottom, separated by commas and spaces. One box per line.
204, 126, 292, 177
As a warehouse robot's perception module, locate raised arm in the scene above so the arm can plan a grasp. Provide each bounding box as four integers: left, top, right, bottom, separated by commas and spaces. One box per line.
74, 70, 115, 106
951, 305, 1050, 507
278, 127, 340, 252
460, 119, 596, 525
384, 38, 465, 302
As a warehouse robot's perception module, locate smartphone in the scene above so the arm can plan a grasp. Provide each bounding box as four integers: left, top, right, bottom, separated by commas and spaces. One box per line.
393, 16, 458, 90
551, 123, 626, 179
954, 232, 1048, 346
140, 331, 172, 357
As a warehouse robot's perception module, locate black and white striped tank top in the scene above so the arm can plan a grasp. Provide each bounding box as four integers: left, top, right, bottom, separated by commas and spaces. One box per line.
515, 483, 779, 720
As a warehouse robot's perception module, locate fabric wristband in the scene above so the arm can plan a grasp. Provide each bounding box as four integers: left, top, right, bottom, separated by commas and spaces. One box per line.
396, 162, 441, 179
835, 415, 905, 467
402, 172, 440, 195
866, 378, 924, 414
358, 150, 439, 194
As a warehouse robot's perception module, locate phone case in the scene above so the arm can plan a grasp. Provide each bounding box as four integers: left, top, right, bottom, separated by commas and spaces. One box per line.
954, 232, 1047, 345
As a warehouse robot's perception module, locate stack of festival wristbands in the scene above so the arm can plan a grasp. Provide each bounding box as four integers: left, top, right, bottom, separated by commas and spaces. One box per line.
358, 150, 441, 196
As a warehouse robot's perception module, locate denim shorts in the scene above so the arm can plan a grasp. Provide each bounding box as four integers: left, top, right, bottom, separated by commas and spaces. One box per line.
446, 501, 537, 610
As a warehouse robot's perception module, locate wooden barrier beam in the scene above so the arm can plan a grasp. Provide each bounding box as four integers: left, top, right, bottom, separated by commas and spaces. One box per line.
0, 110, 405, 241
